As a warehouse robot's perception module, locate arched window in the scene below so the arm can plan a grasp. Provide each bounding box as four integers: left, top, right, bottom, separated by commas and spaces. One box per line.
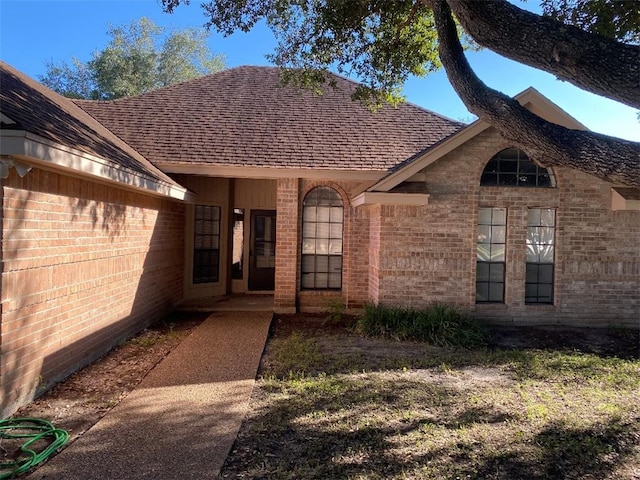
301, 186, 344, 290
480, 148, 555, 187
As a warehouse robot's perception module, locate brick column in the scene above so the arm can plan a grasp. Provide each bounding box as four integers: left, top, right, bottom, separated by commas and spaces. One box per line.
274, 178, 299, 313
367, 204, 381, 305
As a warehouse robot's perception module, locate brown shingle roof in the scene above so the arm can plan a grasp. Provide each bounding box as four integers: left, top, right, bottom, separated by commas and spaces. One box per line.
0, 61, 178, 185
76, 66, 464, 172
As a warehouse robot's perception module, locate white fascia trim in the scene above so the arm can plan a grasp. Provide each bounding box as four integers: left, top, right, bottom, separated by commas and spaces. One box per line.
1, 130, 193, 202
371, 120, 489, 192
351, 192, 430, 207
157, 162, 384, 181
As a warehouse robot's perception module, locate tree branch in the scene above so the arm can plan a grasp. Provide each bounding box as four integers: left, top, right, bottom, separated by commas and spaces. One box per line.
445, 0, 640, 109
429, 0, 640, 187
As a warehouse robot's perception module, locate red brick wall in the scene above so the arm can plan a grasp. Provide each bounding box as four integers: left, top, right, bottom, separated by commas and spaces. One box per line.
1, 168, 185, 417
274, 178, 299, 313
369, 128, 640, 326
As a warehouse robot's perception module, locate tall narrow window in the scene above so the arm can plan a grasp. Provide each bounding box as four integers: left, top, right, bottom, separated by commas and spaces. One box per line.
301, 186, 343, 290
526, 208, 555, 304
476, 207, 506, 303
231, 208, 244, 280
193, 205, 220, 284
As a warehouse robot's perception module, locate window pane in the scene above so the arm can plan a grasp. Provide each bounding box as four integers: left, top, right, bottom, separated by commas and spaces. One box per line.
525, 283, 538, 301
301, 273, 314, 289
499, 173, 518, 186
522, 174, 540, 186
301, 255, 315, 273
316, 238, 329, 254
526, 263, 539, 283
526, 243, 540, 263
317, 207, 330, 222
519, 160, 537, 174
539, 264, 554, 283
491, 245, 505, 262
302, 240, 316, 255
329, 223, 343, 239
477, 243, 491, 261
316, 273, 328, 288
492, 208, 506, 225
303, 221, 316, 238
477, 225, 491, 242
315, 255, 329, 272
489, 263, 504, 283
330, 207, 344, 223
489, 284, 504, 302
540, 209, 556, 227
539, 227, 555, 244
491, 225, 506, 243
478, 208, 492, 225
476, 263, 489, 282
329, 240, 343, 255
476, 283, 489, 302
304, 206, 316, 222
484, 158, 499, 174
480, 172, 497, 185
538, 173, 553, 187
316, 222, 330, 238
328, 273, 342, 289
537, 284, 553, 302
500, 159, 518, 174
528, 209, 541, 226
539, 245, 555, 263
329, 255, 342, 272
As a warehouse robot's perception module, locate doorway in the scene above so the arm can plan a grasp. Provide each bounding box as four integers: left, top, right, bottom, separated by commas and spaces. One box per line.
249, 210, 276, 290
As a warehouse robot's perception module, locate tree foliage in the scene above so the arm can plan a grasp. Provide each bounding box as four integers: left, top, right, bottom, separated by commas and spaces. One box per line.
40, 17, 225, 100
160, 0, 639, 186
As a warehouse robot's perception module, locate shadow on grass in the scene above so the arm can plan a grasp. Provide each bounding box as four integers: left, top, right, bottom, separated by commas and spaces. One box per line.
222, 373, 639, 479
473, 418, 639, 480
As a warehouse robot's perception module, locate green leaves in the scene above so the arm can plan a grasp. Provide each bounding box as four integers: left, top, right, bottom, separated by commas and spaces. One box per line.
266, 0, 442, 106
540, 0, 640, 44
40, 17, 225, 99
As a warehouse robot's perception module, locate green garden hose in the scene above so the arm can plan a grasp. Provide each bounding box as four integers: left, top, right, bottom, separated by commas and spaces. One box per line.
0, 418, 68, 479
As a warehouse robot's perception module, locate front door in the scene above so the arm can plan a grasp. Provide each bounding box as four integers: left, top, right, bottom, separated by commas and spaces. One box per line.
249, 210, 276, 290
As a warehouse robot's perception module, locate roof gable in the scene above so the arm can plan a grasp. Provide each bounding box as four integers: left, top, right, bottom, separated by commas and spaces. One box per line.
76, 66, 464, 173
369, 87, 588, 192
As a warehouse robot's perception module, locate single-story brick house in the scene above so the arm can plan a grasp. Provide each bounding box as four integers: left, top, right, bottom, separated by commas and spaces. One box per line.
1, 61, 638, 416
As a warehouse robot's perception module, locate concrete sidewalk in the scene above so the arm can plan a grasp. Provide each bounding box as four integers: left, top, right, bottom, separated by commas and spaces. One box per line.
28, 311, 272, 480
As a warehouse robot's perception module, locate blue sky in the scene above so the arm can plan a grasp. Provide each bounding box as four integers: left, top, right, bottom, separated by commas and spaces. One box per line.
1, 0, 638, 141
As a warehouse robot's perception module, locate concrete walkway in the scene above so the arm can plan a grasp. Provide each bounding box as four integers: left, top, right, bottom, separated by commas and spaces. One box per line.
28, 311, 273, 480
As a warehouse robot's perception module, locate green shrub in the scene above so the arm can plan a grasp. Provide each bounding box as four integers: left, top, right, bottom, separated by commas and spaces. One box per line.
356, 302, 489, 348
324, 296, 346, 325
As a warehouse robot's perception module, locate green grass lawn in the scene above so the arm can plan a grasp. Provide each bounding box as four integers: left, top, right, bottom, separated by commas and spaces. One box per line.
220, 319, 640, 479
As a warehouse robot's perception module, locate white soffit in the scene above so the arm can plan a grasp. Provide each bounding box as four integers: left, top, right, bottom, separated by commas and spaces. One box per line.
351, 192, 429, 207
611, 187, 640, 211
1, 130, 193, 202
